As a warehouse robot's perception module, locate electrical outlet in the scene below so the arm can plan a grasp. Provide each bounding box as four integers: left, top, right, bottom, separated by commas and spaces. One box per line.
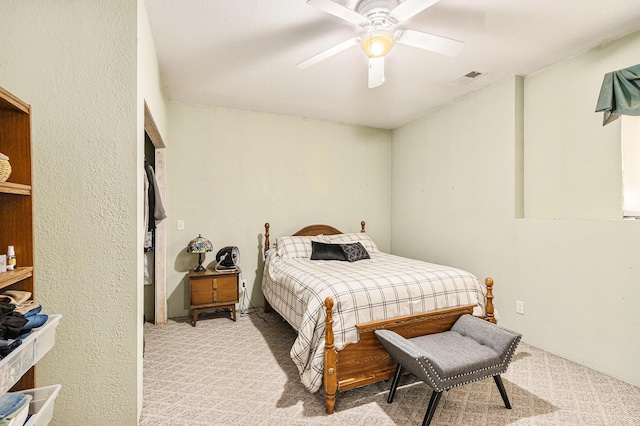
176, 220, 184, 231
516, 300, 524, 315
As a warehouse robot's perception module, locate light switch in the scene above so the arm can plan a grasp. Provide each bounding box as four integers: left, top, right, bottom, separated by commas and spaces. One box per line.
177, 220, 184, 231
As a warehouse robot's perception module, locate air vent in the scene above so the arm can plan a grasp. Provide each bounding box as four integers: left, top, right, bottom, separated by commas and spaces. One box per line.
453, 71, 484, 85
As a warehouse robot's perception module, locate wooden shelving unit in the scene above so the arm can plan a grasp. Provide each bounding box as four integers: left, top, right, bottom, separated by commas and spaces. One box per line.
0, 86, 35, 389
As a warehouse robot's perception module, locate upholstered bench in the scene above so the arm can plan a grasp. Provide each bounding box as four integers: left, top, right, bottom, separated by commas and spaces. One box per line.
375, 314, 522, 426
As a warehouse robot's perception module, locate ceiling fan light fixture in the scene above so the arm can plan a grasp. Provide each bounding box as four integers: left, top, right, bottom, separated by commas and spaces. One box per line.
360, 30, 395, 58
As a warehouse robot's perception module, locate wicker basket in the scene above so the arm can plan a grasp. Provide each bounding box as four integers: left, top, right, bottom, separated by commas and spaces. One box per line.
0, 153, 11, 182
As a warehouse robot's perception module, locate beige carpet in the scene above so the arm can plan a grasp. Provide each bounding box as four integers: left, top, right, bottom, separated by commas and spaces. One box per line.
140, 310, 640, 425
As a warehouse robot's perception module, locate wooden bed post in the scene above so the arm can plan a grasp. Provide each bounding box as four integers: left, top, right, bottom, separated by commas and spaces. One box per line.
324, 297, 338, 414
485, 277, 496, 324
360, 221, 366, 232
263, 223, 273, 313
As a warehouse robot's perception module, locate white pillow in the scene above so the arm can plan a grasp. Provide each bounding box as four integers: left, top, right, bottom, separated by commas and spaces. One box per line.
323, 233, 379, 254
276, 235, 326, 259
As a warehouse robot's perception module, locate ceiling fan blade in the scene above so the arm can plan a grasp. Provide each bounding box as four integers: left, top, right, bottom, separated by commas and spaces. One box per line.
389, 0, 441, 23
396, 29, 464, 57
297, 37, 360, 69
307, 0, 369, 26
368, 57, 385, 88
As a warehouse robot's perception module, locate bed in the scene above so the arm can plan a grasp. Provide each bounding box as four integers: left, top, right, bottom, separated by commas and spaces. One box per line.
261, 221, 496, 414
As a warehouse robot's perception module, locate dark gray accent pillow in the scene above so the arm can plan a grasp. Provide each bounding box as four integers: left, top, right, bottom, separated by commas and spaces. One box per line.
310, 241, 347, 261
340, 242, 370, 262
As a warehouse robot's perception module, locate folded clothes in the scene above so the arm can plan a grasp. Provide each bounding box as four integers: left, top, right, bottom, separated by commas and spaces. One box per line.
23, 304, 42, 318
0, 290, 40, 316
0, 291, 30, 306
0, 339, 22, 358
0, 305, 14, 316
22, 314, 47, 331
13, 300, 40, 316
0, 392, 31, 426
10, 314, 48, 342
0, 313, 27, 340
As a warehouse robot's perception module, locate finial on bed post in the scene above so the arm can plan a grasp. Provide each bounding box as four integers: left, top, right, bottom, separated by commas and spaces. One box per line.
264, 223, 270, 254
324, 297, 338, 414
485, 277, 496, 324
361, 221, 366, 233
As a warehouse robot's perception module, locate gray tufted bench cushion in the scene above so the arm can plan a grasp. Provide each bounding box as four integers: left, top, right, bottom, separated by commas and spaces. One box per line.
375, 314, 522, 426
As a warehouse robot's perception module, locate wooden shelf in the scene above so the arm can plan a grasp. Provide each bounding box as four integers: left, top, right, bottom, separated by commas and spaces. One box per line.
0, 266, 33, 290
0, 86, 35, 391
0, 182, 31, 195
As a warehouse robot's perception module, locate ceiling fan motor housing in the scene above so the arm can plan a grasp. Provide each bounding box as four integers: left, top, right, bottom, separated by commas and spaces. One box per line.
356, 0, 400, 27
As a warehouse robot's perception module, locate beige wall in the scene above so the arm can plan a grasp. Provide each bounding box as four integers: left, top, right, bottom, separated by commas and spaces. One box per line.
139, 1, 168, 140
524, 32, 640, 219
1, 1, 141, 425
165, 102, 392, 318
391, 30, 640, 387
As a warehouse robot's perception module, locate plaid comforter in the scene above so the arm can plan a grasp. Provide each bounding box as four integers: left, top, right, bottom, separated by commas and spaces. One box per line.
262, 250, 486, 393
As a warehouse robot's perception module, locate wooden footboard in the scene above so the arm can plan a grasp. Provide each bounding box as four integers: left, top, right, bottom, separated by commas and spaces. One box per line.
323, 278, 496, 414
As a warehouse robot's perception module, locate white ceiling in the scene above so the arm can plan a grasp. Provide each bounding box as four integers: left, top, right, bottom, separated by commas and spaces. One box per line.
144, 0, 640, 129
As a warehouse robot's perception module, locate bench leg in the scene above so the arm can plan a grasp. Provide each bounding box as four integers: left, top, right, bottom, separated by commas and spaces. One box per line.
422, 390, 442, 426
493, 375, 511, 409
387, 363, 403, 403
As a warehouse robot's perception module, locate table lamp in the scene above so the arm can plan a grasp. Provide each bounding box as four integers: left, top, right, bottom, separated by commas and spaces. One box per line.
187, 234, 213, 272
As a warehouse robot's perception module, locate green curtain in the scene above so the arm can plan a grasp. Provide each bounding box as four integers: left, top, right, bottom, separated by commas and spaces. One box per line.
595, 64, 640, 126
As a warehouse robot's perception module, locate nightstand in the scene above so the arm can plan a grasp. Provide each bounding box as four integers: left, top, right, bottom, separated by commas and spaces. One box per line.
188, 268, 240, 326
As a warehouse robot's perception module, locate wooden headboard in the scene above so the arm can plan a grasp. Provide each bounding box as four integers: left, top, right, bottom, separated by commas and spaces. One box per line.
264, 221, 366, 252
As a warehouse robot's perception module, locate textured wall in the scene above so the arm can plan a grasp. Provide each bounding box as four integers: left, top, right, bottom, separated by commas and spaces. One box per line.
0, 2, 140, 425
391, 30, 640, 388
166, 102, 392, 318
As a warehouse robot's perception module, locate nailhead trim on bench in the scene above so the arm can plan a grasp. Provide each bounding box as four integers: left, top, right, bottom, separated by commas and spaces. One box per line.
380, 329, 521, 393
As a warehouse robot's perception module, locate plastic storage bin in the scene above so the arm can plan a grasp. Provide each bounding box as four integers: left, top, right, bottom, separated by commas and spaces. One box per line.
31, 314, 61, 365
22, 384, 62, 426
0, 314, 62, 394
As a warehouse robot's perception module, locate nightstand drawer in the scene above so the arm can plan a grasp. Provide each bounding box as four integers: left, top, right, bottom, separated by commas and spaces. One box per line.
214, 276, 238, 302
214, 276, 236, 290
191, 278, 214, 293
215, 287, 237, 303
192, 290, 214, 305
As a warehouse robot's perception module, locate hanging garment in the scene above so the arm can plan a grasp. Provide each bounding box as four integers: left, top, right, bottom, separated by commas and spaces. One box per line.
143, 161, 166, 286
144, 161, 166, 232
144, 163, 151, 249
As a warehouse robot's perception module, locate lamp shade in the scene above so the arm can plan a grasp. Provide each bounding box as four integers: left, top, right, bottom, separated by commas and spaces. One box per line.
187, 235, 213, 253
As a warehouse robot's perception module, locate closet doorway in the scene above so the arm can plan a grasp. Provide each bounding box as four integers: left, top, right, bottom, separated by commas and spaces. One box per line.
144, 102, 167, 325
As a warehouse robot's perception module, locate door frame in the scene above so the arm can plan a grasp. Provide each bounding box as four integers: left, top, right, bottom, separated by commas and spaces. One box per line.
144, 101, 167, 325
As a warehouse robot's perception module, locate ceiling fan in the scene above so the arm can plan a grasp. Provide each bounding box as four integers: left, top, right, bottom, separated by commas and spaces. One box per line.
298, 0, 464, 88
